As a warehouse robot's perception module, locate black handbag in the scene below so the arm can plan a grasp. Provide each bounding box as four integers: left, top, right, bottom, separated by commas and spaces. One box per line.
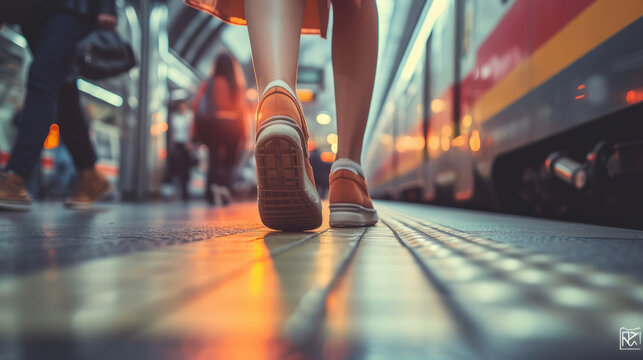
75, 30, 137, 80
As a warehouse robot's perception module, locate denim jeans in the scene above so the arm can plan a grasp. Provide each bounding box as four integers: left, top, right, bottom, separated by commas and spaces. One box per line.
7, 12, 97, 178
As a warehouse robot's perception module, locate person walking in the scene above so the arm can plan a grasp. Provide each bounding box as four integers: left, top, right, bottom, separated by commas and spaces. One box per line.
170, 100, 194, 202
0, 0, 117, 210
193, 53, 249, 206
184, 0, 379, 230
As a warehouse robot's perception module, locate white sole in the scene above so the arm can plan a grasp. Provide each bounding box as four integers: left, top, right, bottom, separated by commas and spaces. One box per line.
255, 122, 322, 231
329, 203, 378, 228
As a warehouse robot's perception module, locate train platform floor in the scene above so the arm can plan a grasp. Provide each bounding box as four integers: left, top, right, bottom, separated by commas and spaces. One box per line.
1, 201, 642, 359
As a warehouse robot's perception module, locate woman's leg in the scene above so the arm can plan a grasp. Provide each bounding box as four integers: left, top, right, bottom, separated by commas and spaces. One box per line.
177, 144, 190, 201
222, 126, 242, 189
58, 80, 97, 172
246, 0, 323, 230
204, 142, 217, 203
332, 0, 378, 163
244, 0, 307, 94
8, 12, 90, 178
327, 0, 379, 228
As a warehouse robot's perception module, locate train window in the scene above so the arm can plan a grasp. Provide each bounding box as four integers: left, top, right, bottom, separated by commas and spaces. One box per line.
453, 0, 464, 138
462, 0, 474, 59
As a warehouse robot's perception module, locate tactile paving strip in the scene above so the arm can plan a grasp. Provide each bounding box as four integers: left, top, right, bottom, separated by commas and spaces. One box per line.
318, 224, 478, 359
1, 201, 642, 360
378, 206, 643, 359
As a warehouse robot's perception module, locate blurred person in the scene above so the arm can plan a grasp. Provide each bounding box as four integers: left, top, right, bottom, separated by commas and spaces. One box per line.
308, 141, 330, 199
184, 0, 378, 229
0, 0, 117, 211
170, 100, 194, 202
193, 53, 249, 206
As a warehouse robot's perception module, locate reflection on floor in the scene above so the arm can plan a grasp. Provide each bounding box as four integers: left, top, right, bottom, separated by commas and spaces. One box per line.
0, 201, 642, 359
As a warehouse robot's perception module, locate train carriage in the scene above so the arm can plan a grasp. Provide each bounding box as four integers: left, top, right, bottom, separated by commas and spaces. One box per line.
364, 0, 643, 223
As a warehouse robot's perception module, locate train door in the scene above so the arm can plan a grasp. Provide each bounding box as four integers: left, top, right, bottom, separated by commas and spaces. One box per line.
394, 66, 425, 201
363, 101, 397, 199
452, 0, 477, 201
425, 0, 457, 201
421, 34, 435, 201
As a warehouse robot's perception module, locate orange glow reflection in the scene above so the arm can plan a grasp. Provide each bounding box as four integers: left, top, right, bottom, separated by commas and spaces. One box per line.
431, 99, 445, 113
296, 88, 315, 103
452, 135, 466, 147
440, 136, 450, 151
626, 89, 643, 104
469, 130, 481, 152
321, 151, 336, 163
154, 236, 285, 359
461, 114, 473, 129
323, 273, 352, 360
428, 135, 440, 151
395, 136, 425, 152
246, 88, 258, 101
43, 124, 60, 149
228, 16, 247, 25
150, 121, 168, 136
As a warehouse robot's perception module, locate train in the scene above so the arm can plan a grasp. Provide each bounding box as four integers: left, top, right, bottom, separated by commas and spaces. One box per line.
363, 0, 643, 225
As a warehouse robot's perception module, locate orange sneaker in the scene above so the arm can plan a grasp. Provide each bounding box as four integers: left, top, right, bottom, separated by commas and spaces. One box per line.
328, 158, 378, 227
254, 81, 322, 231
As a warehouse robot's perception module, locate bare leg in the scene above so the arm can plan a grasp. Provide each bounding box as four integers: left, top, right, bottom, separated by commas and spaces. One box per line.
332, 0, 378, 163
245, 0, 307, 94
247, 0, 323, 231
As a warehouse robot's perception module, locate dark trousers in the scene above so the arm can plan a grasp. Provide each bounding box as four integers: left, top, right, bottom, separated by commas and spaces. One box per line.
7, 12, 97, 178
173, 143, 191, 201
203, 120, 243, 199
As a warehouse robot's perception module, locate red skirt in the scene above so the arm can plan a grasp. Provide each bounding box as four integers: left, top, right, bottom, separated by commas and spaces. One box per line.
183, 0, 331, 38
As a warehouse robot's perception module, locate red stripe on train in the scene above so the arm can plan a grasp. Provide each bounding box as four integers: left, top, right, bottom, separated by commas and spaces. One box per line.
373, 0, 598, 185
463, 0, 596, 111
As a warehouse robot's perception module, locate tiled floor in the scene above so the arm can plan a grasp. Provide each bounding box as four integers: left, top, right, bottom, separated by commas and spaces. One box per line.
0, 201, 642, 359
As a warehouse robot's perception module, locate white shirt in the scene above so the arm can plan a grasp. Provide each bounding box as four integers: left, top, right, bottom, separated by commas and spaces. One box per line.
172, 110, 193, 144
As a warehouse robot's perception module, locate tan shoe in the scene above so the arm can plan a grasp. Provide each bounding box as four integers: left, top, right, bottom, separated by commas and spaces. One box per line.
65, 168, 113, 209
254, 80, 322, 231
328, 159, 378, 227
0, 171, 32, 211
